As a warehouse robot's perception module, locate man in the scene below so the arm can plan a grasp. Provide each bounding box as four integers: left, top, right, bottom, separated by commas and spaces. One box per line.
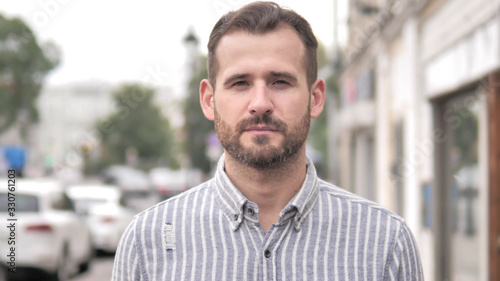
112, 2, 423, 280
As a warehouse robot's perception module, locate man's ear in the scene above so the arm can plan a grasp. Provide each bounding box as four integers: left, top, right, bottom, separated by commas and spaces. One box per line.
200, 79, 215, 121
310, 78, 326, 119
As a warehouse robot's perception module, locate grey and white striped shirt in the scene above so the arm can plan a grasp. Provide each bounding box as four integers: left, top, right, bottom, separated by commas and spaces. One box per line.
112, 155, 423, 280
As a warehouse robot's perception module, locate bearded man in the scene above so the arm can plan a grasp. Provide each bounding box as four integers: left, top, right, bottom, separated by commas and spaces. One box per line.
112, 2, 423, 280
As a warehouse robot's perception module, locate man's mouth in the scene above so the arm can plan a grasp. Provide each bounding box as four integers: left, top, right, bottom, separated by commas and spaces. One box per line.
243, 125, 278, 135
237, 114, 286, 136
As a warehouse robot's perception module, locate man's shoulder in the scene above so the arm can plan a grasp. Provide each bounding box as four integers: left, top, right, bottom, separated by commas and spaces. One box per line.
317, 179, 406, 227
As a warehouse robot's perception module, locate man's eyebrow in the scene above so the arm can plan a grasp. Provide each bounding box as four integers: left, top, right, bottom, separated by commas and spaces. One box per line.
270, 71, 297, 81
222, 71, 297, 86
223, 73, 249, 86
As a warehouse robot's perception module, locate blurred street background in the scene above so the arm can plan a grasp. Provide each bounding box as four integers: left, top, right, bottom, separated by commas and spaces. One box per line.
0, 0, 500, 280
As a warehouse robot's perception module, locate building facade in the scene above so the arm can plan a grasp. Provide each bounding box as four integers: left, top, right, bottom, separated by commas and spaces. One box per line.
33, 82, 179, 179
337, 0, 500, 280
34, 82, 115, 179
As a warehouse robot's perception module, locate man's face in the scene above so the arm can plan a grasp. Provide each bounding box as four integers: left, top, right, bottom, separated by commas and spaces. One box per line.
202, 27, 323, 168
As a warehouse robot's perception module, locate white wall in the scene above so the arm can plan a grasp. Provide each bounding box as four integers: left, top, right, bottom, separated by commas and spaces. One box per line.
424, 9, 500, 98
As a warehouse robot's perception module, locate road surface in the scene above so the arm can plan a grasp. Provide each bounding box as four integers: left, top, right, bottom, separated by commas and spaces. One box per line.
71, 254, 114, 281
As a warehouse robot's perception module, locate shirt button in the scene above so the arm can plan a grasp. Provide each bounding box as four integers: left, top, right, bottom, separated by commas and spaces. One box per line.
234, 214, 239, 221
248, 208, 254, 215
264, 250, 271, 258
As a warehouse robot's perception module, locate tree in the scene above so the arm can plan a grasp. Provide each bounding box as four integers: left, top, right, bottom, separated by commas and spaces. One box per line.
94, 84, 178, 170
182, 55, 214, 174
0, 14, 60, 139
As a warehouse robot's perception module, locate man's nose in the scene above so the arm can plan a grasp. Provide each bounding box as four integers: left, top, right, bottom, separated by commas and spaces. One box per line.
249, 84, 274, 116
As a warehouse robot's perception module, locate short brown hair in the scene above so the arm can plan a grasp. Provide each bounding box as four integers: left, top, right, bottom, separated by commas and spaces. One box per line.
207, 1, 318, 89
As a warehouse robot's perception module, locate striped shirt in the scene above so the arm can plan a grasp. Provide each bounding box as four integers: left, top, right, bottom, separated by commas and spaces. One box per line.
112, 155, 423, 281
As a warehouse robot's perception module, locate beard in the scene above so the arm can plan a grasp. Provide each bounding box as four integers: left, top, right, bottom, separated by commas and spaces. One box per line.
214, 109, 310, 169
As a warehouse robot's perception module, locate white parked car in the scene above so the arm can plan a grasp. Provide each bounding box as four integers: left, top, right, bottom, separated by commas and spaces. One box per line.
103, 166, 151, 197
0, 178, 93, 281
149, 168, 203, 200
66, 184, 136, 253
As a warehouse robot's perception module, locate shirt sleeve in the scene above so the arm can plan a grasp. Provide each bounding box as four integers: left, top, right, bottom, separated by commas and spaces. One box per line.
384, 222, 424, 280
112, 218, 143, 281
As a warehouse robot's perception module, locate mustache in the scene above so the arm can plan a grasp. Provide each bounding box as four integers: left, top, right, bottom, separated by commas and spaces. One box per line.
237, 114, 287, 134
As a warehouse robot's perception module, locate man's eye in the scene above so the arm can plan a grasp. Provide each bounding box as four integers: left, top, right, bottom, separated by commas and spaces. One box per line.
273, 80, 289, 85
232, 81, 248, 87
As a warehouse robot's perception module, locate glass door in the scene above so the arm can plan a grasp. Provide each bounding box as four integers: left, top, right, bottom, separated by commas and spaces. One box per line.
437, 90, 483, 281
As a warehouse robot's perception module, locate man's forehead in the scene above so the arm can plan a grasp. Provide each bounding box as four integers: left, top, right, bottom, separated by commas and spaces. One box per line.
214, 27, 306, 69
210, 24, 310, 89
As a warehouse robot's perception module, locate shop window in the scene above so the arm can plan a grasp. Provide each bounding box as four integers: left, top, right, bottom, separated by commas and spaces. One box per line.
435, 90, 482, 281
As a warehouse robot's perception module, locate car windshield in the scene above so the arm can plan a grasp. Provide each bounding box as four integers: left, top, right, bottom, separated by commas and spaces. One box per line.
0, 193, 39, 213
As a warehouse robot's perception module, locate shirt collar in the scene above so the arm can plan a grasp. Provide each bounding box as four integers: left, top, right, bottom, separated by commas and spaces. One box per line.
213, 154, 248, 231
213, 154, 320, 231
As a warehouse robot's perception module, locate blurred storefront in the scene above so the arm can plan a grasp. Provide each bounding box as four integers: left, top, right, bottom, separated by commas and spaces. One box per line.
337, 0, 500, 280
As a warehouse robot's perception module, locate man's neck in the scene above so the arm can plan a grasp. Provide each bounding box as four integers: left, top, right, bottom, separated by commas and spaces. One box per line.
223, 149, 308, 233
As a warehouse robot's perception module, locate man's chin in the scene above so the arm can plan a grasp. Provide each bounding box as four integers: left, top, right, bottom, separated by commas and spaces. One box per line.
230, 147, 288, 169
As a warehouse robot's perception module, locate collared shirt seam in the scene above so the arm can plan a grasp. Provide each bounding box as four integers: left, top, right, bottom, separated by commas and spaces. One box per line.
382, 219, 404, 279
215, 175, 242, 215
131, 217, 148, 281
284, 160, 320, 225
321, 185, 406, 224
297, 179, 320, 219
296, 190, 320, 226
